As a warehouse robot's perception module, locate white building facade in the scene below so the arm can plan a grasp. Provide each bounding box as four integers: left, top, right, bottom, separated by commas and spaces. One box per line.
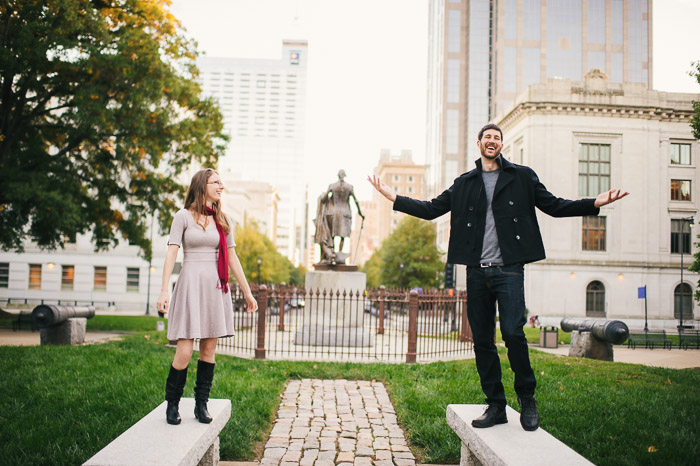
497, 72, 700, 327
198, 40, 308, 265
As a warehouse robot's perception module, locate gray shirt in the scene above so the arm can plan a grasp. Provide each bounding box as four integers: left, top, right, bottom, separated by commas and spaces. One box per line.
480, 169, 503, 264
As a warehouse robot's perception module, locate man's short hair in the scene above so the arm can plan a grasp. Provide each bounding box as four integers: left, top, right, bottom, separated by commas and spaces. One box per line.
478, 123, 503, 141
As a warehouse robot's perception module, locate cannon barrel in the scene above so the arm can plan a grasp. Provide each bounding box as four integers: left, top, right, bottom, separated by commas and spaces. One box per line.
31, 305, 95, 329
560, 318, 629, 345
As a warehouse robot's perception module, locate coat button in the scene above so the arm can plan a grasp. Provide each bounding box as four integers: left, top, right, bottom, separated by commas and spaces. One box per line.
516, 235, 521, 240
467, 223, 472, 227
509, 201, 514, 205
513, 218, 518, 223
469, 206, 474, 211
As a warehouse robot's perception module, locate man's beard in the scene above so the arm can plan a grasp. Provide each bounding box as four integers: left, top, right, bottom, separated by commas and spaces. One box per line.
480, 144, 501, 160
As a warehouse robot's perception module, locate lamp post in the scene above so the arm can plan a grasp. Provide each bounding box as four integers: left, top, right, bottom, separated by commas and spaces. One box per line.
146, 212, 155, 316
679, 216, 695, 330
257, 256, 262, 285
399, 261, 404, 289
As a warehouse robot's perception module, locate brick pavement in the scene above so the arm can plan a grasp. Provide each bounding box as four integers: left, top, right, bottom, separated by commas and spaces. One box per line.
259, 379, 416, 466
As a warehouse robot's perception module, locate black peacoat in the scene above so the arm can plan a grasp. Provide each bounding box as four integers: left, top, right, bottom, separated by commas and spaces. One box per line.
393, 156, 600, 266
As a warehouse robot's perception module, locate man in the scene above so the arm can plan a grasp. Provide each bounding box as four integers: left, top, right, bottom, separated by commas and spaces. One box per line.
369, 123, 628, 431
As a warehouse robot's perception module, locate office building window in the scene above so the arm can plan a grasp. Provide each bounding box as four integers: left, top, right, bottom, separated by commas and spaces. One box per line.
445, 110, 459, 154
586, 281, 605, 317
94, 266, 107, 291
578, 143, 611, 196
671, 219, 692, 254
671, 143, 691, 165
448, 10, 461, 52
674, 283, 693, 320
0, 262, 8, 288
670, 180, 691, 201
447, 60, 460, 102
61, 265, 75, 291
587, 0, 606, 44
29, 264, 41, 290
127, 267, 140, 292
582, 216, 606, 251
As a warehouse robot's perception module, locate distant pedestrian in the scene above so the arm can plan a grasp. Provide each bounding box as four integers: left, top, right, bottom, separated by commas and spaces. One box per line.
369, 123, 628, 431
156, 168, 257, 425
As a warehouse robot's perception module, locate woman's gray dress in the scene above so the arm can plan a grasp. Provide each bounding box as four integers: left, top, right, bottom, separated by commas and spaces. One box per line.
166, 209, 236, 340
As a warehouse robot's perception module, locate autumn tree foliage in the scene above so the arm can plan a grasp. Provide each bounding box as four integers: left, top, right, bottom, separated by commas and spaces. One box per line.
0, 0, 227, 259
363, 216, 444, 289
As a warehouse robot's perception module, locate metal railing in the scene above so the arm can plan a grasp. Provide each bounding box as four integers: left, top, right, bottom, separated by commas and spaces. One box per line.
217, 284, 473, 363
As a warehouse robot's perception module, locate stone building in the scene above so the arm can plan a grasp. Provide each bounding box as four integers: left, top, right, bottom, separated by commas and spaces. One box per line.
496, 71, 699, 326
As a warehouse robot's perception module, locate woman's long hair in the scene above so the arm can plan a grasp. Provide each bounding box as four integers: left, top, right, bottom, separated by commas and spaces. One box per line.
184, 168, 231, 234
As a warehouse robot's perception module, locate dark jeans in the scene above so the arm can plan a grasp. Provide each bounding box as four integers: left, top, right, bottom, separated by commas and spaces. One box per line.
466, 264, 536, 408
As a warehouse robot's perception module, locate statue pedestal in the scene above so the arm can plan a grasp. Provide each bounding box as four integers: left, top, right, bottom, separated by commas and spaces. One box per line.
295, 270, 374, 347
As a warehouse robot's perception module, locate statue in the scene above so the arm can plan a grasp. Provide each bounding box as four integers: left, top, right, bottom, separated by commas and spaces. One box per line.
314, 169, 364, 265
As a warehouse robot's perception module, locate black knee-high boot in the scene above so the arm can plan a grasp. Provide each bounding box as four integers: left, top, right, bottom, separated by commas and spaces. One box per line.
165, 365, 188, 425
194, 360, 215, 423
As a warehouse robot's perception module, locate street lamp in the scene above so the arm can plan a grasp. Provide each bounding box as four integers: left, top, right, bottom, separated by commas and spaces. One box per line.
146, 212, 155, 316
399, 261, 404, 289
679, 216, 695, 330
257, 256, 262, 285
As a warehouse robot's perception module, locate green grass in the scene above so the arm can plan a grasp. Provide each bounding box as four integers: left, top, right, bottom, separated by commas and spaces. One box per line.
1, 327, 699, 466
499, 326, 572, 345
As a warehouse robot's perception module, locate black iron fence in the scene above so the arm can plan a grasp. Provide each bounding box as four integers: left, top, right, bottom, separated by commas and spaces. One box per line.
217, 284, 473, 363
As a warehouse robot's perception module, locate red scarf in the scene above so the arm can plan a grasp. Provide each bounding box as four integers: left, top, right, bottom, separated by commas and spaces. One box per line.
205, 207, 229, 293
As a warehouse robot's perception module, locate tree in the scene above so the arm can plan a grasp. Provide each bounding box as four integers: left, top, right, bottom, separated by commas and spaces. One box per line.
0, 0, 227, 260
691, 61, 700, 140
688, 61, 700, 302
363, 216, 444, 289
233, 221, 293, 285
361, 250, 383, 288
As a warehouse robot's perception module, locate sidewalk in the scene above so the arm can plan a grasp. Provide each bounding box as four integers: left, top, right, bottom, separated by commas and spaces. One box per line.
532, 344, 700, 369
0, 328, 126, 346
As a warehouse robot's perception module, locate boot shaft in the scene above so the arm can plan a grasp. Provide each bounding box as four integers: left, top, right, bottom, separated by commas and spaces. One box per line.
165, 365, 188, 402
194, 360, 216, 401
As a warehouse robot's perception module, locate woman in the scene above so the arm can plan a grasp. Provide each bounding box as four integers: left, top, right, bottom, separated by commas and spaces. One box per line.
157, 168, 257, 425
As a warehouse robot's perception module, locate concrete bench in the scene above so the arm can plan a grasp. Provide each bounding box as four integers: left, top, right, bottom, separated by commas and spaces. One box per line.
83, 398, 231, 466
446, 404, 593, 466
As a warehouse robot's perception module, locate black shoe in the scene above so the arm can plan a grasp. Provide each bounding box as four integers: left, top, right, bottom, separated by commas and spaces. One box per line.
166, 401, 182, 425
165, 365, 188, 425
194, 360, 215, 424
518, 396, 540, 431
471, 404, 507, 428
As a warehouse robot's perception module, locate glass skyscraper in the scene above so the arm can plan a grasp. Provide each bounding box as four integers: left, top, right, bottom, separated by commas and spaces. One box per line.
426, 0, 652, 197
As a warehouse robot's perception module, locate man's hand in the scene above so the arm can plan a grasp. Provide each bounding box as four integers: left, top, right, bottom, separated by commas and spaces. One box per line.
594, 188, 630, 207
368, 175, 397, 202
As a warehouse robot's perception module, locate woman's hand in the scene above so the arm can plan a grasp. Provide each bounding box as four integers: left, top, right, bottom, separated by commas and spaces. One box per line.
244, 291, 258, 313
156, 291, 170, 314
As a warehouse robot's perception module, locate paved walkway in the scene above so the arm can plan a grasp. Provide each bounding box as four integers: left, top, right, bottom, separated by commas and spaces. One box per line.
533, 344, 700, 369
257, 379, 416, 466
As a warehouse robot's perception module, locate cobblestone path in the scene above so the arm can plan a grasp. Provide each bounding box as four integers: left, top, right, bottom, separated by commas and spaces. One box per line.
260, 379, 417, 466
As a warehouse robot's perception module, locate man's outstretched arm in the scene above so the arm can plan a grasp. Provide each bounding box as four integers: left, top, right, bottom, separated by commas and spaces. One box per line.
368, 175, 451, 220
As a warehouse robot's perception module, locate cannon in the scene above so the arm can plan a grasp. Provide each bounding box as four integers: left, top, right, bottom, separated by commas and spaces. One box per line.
31, 304, 95, 345
560, 318, 630, 361
560, 318, 629, 344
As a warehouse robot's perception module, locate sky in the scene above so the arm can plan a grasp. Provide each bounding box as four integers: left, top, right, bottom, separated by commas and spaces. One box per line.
169, 0, 700, 201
